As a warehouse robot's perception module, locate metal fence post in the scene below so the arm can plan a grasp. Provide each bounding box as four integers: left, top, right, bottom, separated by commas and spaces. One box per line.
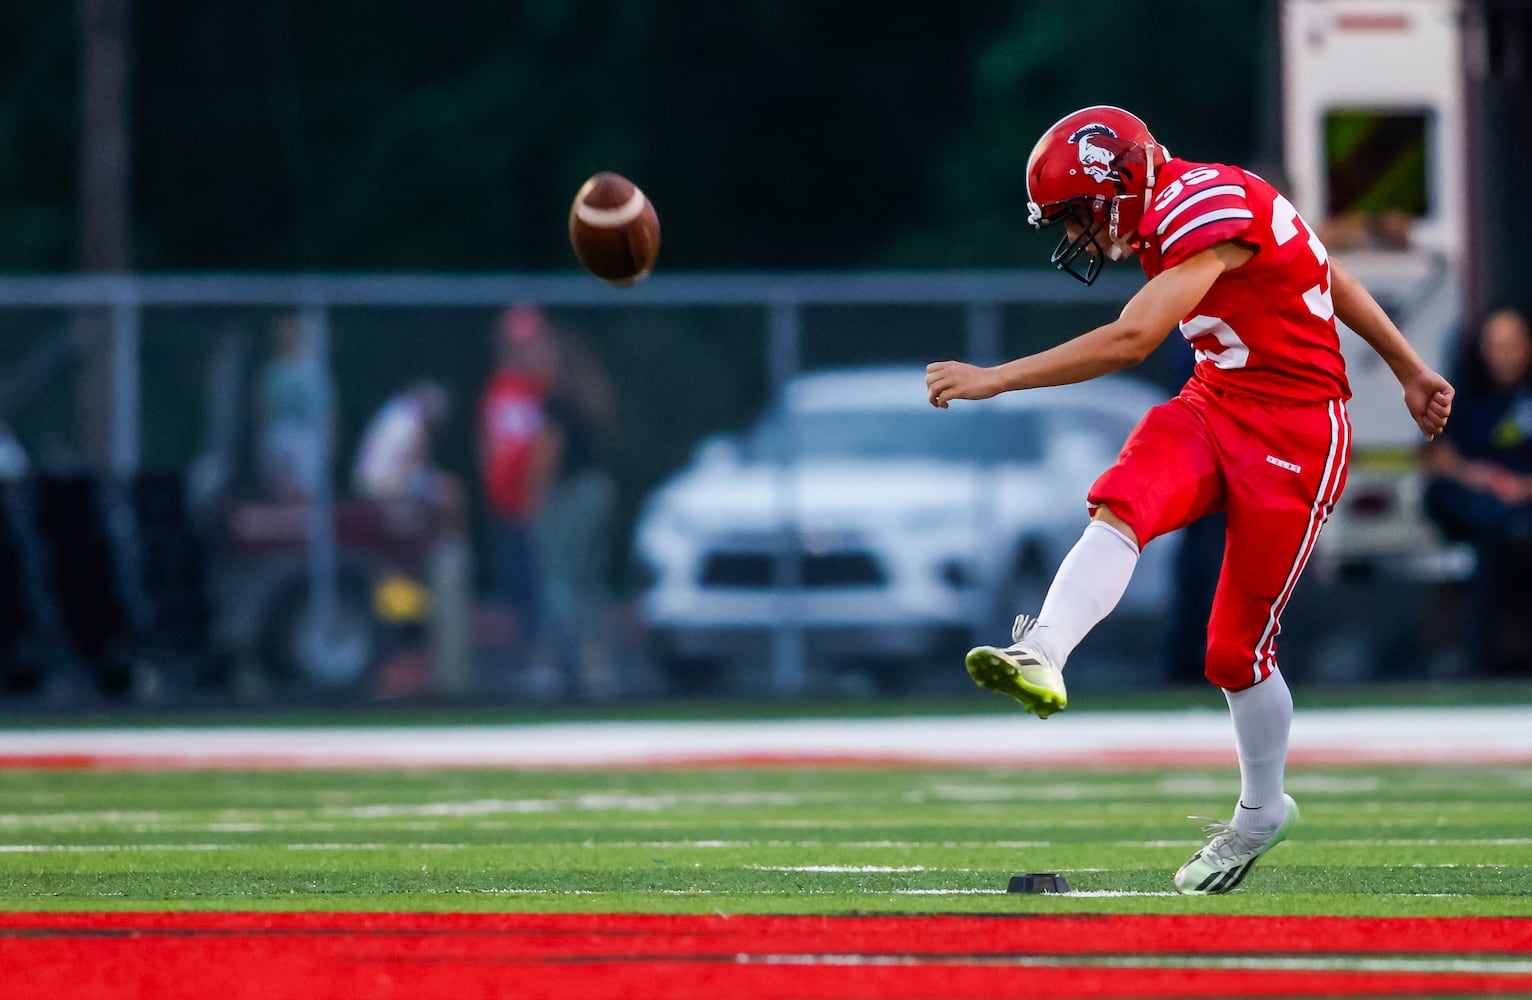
299, 302, 341, 668
108, 282, 140, 477
766, 296, 804, 697
965, 301, 1004, 638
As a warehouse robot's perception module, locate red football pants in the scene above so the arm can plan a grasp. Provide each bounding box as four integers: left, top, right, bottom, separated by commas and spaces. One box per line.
1087, 381, 1351, 689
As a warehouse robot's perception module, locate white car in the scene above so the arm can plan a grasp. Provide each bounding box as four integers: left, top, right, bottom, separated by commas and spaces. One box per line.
632, 366, 1178, 695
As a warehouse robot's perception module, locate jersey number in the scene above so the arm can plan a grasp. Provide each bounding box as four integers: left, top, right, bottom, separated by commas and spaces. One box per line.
1182, 315, 1250, 370
1152, 166, 1222, 211
1271, 195, 1333, 321
1181, 194, 1333, 370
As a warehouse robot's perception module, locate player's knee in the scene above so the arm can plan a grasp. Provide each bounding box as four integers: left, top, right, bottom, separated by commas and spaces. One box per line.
1202, 640, 1265, 690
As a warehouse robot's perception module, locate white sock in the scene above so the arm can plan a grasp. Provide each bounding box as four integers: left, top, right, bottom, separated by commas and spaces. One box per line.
1224, 668, 1293, 837
1028, 519, 1140, 668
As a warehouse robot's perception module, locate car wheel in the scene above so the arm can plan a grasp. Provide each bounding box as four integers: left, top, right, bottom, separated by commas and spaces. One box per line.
659, 653, 726, 697
873, 660, 917, 696
645, 632, 728, 697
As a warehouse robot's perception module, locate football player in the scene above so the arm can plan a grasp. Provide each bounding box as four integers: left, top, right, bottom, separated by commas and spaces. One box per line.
926, 106, 1454, 894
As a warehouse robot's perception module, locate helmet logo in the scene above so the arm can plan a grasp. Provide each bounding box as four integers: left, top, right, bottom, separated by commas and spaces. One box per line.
1069, 123, 1118, 183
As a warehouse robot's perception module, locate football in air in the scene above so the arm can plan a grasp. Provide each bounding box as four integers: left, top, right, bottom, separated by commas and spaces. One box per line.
568, 172, 661, 286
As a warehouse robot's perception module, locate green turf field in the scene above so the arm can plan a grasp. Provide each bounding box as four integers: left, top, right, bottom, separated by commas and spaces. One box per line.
1, 762, 1528, 916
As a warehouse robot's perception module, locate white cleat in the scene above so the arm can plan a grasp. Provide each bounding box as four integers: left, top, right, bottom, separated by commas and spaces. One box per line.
1175, 794, 1300, 895
964, 615, 1067, 719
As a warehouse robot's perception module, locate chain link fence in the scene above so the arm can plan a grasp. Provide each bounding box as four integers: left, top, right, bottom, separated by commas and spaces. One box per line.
0, 270, 1453, 708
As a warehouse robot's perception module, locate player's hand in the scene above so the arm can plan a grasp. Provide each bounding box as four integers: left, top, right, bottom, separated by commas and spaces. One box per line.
926, 361, 1000, 408
1404, 368, 1453, 441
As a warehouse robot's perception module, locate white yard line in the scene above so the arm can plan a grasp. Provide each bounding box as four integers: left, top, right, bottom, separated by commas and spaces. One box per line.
0, 706, 1529, 769
740, 954, 1532, 972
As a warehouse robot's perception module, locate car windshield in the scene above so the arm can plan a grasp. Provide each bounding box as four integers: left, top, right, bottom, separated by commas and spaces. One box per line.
745, 407, 1046, 464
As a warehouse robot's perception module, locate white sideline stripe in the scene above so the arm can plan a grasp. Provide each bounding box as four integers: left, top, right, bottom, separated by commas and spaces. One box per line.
6, 840, 1527, 852
750, 865, 936, 873
0, 706, 1530, 768
1058, 956, 1532, 974
747, 955, 1532, 973
47, 885, 1514, 905
0, 843, 469, 852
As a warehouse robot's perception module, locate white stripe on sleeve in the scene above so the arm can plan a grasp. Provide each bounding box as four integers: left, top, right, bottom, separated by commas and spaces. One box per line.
1160, 208, 1255, 252
1156, 184, 1247, 235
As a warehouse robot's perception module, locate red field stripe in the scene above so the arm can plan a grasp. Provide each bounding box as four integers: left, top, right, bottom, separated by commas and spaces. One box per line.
3, 912, 1530, 955
8, 946, 1532, 1000
0, 754, 106, 769
4, 913, 1532, 1000
7, 749, 1532, 770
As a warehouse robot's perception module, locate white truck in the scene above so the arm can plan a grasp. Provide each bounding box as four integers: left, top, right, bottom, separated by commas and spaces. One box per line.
1281, 0, 1471, 582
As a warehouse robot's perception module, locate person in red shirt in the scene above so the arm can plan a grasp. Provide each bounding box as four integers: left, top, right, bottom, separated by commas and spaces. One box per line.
926, 106, 1454, 894
478, 305, 561, 678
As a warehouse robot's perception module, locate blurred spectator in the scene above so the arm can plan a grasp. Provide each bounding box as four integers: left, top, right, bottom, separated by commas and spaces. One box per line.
534, 331, 620, 699
352, 379, 458, 515
255, 312, 335, 501
477, 305, 560, 684
1421, 307, 1532, 674
354, 378, 472, 697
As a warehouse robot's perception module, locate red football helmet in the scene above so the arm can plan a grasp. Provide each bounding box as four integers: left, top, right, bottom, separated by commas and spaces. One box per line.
1025, 106, 1168, 284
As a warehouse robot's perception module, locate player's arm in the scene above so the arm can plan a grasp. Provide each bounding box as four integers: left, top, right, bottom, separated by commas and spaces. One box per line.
1329, 258, 1454, 440
927, 243, 1249, 406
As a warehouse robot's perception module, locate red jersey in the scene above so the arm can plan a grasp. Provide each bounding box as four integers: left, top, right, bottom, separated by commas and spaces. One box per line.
478, 371, 548, 518
1136, 159, 1351, 406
